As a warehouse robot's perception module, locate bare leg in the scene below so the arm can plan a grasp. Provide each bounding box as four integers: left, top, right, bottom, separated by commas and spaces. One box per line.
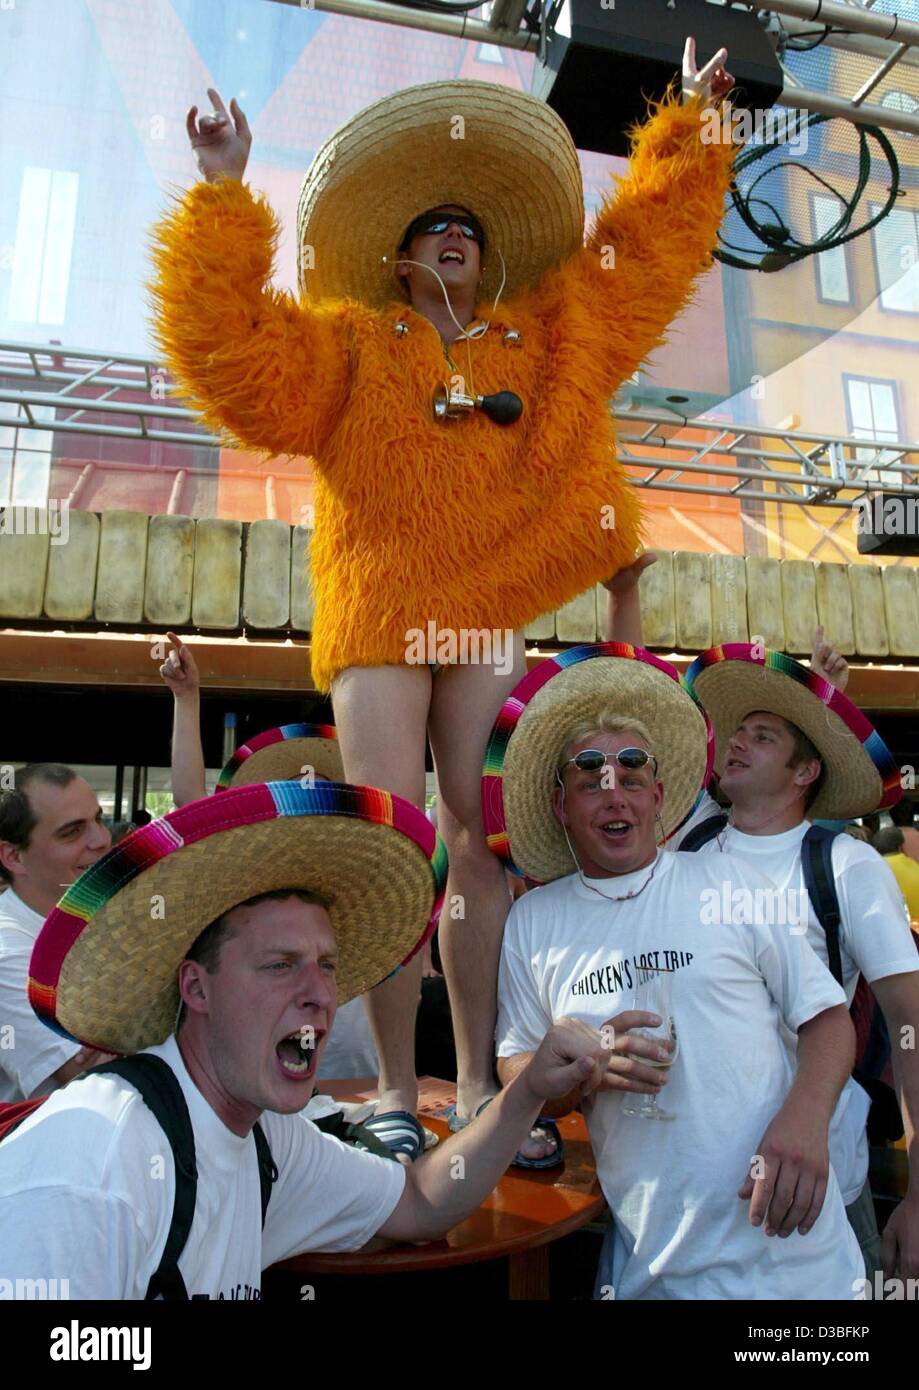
331, 664, 431, 1136
427, 632, 526, 1123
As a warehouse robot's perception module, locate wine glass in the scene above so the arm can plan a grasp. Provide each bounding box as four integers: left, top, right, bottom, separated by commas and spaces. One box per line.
622, 966, 679, 1121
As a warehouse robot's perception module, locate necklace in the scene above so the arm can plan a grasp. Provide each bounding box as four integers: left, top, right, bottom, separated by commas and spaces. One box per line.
578, 851, 662, 904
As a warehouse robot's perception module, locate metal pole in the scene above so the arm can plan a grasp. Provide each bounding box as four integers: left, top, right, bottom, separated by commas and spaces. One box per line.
752, 0, 919, 46
276, 0, 531, 46
777, 81, 919, 133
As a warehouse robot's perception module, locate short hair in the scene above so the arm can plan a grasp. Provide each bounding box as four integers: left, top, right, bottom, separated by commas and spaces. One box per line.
557, 714, 655, 775
771, 716, 826, 812
0, 763, 78, 884
176, 888, 333, 1029
890, 802, 917, 830
871, 826, 904, 857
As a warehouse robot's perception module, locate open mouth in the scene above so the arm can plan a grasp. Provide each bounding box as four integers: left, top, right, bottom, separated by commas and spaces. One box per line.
275, 1028, 322, 1080
597, 820, 632, 841
725, 757, 749, 771
439, 249, 464, 265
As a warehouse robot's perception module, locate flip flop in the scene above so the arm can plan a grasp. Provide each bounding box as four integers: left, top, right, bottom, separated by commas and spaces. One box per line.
358, 1109, 433, 1163
512, 1116, 564, 1171
444, 1097, 494, 1133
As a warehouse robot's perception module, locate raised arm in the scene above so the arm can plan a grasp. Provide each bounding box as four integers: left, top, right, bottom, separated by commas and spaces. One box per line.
144, 89, 352, 464
159, 632, 207, 807
561, 39, 738, 396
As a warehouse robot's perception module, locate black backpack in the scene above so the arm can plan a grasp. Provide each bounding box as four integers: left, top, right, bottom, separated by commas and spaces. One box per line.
681, 816, 906, 1143
0, 1053, 277, 1300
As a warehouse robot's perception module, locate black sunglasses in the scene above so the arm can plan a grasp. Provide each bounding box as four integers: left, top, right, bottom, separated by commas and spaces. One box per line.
556, 747, 659, 781
401, 210, 485, 250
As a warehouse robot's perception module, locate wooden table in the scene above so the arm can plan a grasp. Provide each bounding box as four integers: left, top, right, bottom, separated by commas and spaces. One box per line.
271, 1077, 605, 1300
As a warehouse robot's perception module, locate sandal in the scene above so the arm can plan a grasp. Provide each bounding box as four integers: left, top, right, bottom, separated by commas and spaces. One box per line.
357, 1109, 432, 1163
444, 1097, 494, 1133
512, 1116, 564, 1170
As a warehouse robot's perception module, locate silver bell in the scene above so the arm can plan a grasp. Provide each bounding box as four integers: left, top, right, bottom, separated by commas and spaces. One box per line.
394, 321, 409, 336
503, 329, 521, 347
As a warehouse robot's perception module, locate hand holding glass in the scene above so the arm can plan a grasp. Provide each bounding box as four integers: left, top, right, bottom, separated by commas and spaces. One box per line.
622, 966, 679, 1120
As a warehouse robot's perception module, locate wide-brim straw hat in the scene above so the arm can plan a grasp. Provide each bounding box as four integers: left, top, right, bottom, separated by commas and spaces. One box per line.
685, 644, 901, 821
482, 643, 714, 884
296, 80, 585, 308
29, 782, 447, 1055
216, 723, 344, 791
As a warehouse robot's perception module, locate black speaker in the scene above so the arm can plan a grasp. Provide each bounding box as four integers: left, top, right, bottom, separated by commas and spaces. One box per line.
856, 493, 919, 557
533, 0, 784, 156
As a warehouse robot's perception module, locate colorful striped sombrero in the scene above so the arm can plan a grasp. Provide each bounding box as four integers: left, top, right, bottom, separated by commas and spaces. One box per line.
482, 644, 714, 884
685, 644, 901, 820
216, 723, 344, 791
29, 782, 447, 1055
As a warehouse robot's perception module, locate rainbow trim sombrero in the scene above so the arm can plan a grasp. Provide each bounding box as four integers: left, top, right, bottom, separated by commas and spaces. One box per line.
685, 643, 901, 820
216, 723, 343, 791
29, 781, 447, 1055
482, 643, 714, 884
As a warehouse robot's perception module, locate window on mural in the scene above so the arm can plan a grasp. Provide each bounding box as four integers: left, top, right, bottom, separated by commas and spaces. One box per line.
812, 194, 850, 304
845, 377, 902, 488
8, 168, 79, 326
871, 203, 919, 314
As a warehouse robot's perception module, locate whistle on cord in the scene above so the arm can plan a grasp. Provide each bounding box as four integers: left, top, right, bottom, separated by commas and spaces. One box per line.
433, 383, 523, 427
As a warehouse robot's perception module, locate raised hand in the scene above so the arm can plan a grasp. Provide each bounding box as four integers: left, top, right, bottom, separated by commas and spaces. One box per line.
810, 624, 849, 692
186, 87, 252, 183
159, 631, 200, 699
601, 550, 658, 595
682, 36, 734, 105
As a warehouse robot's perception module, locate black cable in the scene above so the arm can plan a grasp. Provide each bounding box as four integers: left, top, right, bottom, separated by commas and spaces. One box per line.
713, 113, 902, 273
385, 0, 490, 13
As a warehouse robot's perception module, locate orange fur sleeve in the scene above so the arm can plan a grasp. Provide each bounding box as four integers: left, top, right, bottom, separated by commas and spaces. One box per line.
560, 90, 737, 396
144, 177, 352, 464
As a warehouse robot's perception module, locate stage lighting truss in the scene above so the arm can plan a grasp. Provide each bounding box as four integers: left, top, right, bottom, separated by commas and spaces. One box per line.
1, 338, 916, 513
264, 0, 919, 137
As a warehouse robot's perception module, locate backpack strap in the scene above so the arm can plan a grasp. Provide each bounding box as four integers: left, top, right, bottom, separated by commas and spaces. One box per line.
801, 825, 844, 987
679, 813, 728, 853
88, 1054, 197, 1301
253, 1121, 277, 1227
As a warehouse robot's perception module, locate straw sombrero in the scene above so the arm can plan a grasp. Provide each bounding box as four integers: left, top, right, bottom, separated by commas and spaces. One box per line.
216, 723, 344, 791
482, 644, 714, 884
297, 80, 584, 308
685, 644, 901, 821
29, 782, 447, 1055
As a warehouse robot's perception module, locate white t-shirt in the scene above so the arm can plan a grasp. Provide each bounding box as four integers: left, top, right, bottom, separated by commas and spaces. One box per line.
316, 995, 379, 1082
496, 850, 863, 1301
671, 794, 919, 1203
0, 889, 80, 1103
0, 1033, 405, 1299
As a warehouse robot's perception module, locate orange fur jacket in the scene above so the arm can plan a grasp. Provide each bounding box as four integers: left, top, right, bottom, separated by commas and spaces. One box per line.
146, 94, 735, 691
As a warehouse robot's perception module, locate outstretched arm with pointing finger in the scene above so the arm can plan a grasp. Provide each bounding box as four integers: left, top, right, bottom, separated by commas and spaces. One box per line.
146, 88, 352, 465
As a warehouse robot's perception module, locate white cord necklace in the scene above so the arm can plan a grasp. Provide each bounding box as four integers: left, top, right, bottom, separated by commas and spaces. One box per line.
562, 820, 662, 903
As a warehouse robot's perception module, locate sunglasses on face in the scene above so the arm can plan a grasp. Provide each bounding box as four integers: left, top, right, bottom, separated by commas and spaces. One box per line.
556, 747, 659, 781
401, 210, 485, 249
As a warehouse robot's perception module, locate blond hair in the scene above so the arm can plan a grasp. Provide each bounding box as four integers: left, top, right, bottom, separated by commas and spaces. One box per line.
556, 713, 655, 772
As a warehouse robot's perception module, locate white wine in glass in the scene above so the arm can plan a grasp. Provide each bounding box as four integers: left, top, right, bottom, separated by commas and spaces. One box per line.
622, 966, 678, 1119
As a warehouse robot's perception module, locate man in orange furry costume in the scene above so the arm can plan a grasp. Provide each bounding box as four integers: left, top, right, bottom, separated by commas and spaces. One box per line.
147, 38, 736, 1162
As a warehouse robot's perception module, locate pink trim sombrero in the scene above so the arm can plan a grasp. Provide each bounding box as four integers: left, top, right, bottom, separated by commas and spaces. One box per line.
685, 644, 901, 820
482, 643, 714, 884
216, 723, 343, 791
29, 782, 447, 1055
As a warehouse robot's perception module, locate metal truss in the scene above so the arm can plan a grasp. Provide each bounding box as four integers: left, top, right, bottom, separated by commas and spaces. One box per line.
263, 0, 919, 136
2, 339, 916, 511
